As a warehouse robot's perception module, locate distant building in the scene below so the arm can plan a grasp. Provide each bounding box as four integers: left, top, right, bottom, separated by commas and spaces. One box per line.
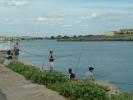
104, 31, 116, 36
0, 36, 5, 41
0, 41, 11, 51
120, 29, 133, 34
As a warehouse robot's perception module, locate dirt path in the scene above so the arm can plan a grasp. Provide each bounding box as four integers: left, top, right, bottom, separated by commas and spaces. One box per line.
0, 64, 67, 100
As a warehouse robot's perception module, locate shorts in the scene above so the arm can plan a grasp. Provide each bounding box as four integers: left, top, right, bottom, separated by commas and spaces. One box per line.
48, 62, 54, 71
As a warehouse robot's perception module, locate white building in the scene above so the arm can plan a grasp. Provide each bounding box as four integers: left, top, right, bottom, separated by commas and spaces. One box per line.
120, 29, 133, 34
103, 31, 115, 36
0, 36, 5, 41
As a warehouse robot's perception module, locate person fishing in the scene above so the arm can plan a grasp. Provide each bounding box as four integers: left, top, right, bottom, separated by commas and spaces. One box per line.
14, 42, 20, 59
48, 51, 55, 71
68, 68, 78, 81
7, 49, 13, 60
86, 66, 95, 81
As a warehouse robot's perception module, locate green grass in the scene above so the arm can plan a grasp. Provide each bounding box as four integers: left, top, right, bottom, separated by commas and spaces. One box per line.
109, 92, 133, 100
0, 59, 4, 64
7, 61, 133, 100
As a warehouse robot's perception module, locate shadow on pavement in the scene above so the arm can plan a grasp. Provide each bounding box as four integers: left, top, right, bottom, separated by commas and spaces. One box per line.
0, 89, 7, 100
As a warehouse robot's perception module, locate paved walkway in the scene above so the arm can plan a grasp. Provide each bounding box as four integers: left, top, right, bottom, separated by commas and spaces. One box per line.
0, 89, 7, 100
0, 64, 67, 100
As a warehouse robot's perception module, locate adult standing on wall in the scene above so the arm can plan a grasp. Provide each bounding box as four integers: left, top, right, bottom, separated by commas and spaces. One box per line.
14, 42, 20, 59
48, 51, 55, 71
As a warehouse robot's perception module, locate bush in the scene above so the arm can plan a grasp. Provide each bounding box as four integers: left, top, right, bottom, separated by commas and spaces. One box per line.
0, 59, 4, 64
7, 61, 69, 85
110, 92, 133, 100
21, 70, 35, 80
59, 81, 108, 100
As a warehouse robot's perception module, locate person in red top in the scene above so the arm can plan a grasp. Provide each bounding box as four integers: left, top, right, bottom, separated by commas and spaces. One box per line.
68, 68, 78, 81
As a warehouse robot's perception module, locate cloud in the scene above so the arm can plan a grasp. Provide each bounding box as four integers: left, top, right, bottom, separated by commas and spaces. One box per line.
0, 1, 4, 4
8, 0, 28, 7
101, 13, 133, 22
36, 16, 64, 22
80, 12, 133, 22
0, 17, 36, 25
0, 0, 28, 7
62, 24, 73, 28
80, 12, 101, 20
75, 20, 82, 24
80, 24, 89, 27
37, 17, 47, 21
0, 18, 20, 24
0, 16, 64, 25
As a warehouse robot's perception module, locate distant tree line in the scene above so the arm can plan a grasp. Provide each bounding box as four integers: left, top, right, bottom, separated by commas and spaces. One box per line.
49, 35, 96, 39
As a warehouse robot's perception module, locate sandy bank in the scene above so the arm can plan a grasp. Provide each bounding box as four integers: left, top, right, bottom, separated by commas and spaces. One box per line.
96, 80, 119, 95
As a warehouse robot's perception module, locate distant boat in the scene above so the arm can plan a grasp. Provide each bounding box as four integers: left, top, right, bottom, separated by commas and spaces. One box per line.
0, 41, 11, 51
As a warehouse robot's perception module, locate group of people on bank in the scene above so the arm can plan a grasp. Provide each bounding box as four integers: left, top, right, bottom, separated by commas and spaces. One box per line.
48, 50, 95, 81
6, 42, 95, 81
6, 42, 20, 60
68, 67, 95, 81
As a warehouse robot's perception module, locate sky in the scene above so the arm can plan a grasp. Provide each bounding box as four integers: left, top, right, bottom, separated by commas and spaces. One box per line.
0, 0, 133, 36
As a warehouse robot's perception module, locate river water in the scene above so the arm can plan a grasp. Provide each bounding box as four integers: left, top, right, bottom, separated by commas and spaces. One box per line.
19, 40, 133, 92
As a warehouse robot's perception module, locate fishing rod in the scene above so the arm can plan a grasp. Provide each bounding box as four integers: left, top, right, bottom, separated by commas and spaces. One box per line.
75, 51, 82, 75
21, 49, 77, 59
21, 50, 44, 57
21, 50, 47, 70
42, 55, 46, 68
42, 58, 45, 67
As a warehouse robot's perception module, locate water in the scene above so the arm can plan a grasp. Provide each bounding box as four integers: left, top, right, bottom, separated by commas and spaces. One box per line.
19, 40, 133, 92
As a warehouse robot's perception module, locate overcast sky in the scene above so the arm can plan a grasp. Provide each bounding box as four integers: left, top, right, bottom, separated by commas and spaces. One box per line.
0, 0, 133, 36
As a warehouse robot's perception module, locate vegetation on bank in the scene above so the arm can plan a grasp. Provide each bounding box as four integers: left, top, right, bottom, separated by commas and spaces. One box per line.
55, 34, 133, 41
7, 61, 133, 100
45, 31, 133, 41
0, 59, 4, 64
0, 36, 45, 41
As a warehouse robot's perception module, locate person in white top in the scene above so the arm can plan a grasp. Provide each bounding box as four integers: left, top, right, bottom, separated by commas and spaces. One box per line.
86, 67, 95, 81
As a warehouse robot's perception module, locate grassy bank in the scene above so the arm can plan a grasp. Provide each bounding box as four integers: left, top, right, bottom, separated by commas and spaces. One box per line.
7, 61, 133, 100
0, 59, 4, 64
